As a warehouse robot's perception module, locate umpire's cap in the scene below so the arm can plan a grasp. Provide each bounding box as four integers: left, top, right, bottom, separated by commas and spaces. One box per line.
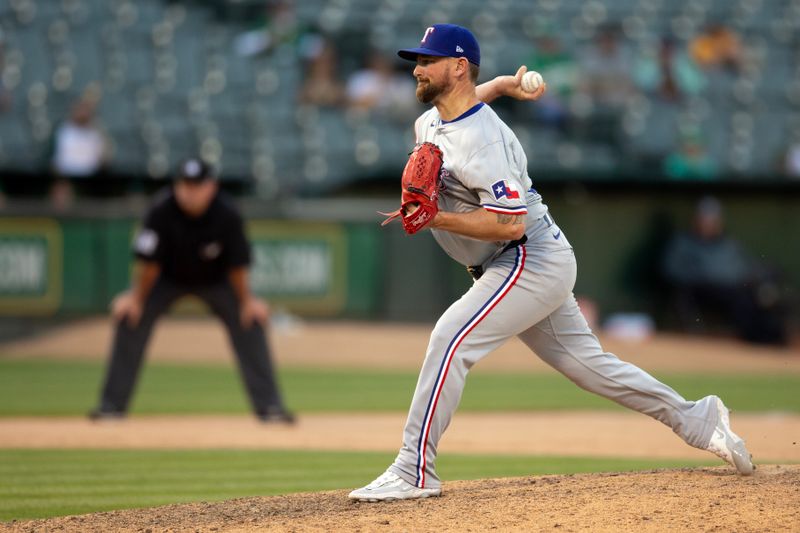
398, 24, 480, 66
175, 157, 215, 182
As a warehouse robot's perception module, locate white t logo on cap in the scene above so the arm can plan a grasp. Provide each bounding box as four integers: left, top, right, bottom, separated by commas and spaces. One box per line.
421, 26, 435, 44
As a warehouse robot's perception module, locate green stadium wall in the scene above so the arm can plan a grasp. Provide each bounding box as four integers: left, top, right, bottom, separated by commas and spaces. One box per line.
0, 189, 797, 325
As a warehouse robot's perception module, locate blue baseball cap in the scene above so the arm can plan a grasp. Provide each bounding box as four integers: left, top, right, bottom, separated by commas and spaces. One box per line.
398, 24, 480, 66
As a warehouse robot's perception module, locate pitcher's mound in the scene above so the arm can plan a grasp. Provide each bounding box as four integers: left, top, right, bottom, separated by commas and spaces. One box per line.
8, 465, 798, 532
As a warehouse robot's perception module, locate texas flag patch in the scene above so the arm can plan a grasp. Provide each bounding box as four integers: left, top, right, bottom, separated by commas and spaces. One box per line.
491, 179, 520, 200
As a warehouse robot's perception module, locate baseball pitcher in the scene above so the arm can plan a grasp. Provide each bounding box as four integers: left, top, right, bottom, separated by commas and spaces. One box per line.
350, 24, 753, 502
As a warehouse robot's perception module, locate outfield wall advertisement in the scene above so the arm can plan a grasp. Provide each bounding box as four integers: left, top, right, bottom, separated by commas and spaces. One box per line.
0, 219, 63, 314
0, 218, 376, 318
247, 222, 348, 315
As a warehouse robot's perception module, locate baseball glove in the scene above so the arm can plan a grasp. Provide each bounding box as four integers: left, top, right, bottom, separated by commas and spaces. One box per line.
380, 142, 444, 235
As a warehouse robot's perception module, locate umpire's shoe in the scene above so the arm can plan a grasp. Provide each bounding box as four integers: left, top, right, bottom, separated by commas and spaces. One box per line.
256, 405, 296, 425
87, 407, 126, 421
705, 396, 754, 475
349, 470, 441, 502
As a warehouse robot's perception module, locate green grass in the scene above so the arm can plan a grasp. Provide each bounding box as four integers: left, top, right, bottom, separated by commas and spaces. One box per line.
0, 359, 798, 416
0, 449, 712, 521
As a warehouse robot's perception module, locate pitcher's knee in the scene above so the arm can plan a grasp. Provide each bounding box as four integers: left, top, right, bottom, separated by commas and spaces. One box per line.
426, 325, 482, 371
425, 320, 457, 351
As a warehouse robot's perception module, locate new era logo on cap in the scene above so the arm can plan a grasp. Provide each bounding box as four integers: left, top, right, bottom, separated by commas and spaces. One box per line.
398, 23, 481, 66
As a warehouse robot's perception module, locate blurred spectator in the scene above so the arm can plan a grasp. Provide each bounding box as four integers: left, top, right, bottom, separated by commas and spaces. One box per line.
577, 25, 634, 111
298, 36, 346, 107
689, 23, 743, 73
523, 33, 578, 131
634, 37, 706, 102
782, 139, 800, 178
661, 196, 788, 345
0, 32, 11, 113
0, 33, 8, 207
50, 86, 110, 209
233, 0, 300, 57
345, 50, 418, 120
663, 130, 718, 180
575, 25, 635, 148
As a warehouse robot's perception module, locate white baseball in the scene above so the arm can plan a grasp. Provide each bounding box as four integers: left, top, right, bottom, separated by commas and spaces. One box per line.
521, 70, 543, 93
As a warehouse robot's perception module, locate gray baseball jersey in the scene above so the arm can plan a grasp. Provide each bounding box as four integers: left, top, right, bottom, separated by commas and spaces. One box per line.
415, 103, 564, 267
388, 102, 720, 489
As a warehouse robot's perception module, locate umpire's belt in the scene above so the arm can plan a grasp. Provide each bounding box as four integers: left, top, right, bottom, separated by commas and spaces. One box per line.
467, 235, 528, 281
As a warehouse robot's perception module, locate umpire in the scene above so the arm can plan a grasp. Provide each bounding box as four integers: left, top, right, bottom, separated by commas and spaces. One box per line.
90, 157, 294, 423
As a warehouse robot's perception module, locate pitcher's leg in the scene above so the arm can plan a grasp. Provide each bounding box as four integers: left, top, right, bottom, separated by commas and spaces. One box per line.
390, 246, 565, 489
389, 299, 513, 488
517, 295, 716, 448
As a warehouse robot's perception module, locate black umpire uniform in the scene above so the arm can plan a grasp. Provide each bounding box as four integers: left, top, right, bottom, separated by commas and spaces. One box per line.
90, 158, 293, 423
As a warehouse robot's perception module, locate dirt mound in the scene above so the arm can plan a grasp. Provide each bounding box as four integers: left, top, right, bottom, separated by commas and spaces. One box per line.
5, 465, 798, 533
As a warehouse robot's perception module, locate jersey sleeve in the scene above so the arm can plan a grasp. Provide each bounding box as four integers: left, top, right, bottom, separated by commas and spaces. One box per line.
225, 210, 251, 268
132, 206, 167, 263
460, 142, 528, 216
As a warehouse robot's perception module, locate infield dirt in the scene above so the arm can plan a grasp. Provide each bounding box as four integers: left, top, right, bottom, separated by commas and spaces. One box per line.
3, 317, 799, 373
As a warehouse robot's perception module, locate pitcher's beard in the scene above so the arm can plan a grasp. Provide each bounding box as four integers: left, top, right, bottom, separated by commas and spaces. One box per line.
416, 79, 447, 104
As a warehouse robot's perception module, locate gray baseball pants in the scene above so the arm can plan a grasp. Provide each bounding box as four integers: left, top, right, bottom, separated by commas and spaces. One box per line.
390, 212, 718, 489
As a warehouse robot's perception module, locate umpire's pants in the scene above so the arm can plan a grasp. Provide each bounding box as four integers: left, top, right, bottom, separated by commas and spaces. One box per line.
96, 277, 285, 415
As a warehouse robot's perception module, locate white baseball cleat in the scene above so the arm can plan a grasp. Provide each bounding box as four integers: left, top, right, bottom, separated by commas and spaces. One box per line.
348, 470, 441, 502
705, 396, 754, 476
